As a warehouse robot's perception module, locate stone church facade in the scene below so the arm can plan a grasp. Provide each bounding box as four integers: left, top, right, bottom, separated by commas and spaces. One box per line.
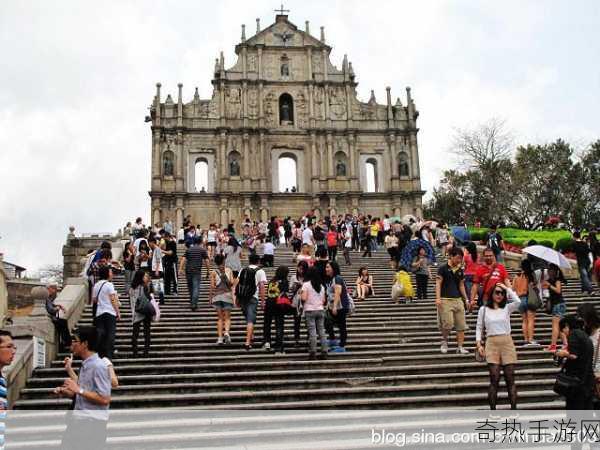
148, 13, 424, 228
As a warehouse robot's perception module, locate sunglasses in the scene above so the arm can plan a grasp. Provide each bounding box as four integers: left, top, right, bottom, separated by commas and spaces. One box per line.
493, 290, 505, 295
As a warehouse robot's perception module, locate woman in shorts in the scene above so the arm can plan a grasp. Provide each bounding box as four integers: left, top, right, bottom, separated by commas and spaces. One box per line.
206, 223, 218, 260
208, 254, 235, 345
475, 282, 521, 411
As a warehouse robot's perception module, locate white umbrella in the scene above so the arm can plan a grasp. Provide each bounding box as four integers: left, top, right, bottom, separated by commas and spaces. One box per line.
522, 245, 572, 269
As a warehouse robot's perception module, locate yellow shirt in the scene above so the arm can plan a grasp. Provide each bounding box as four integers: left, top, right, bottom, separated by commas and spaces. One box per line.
370, 224, 379, 237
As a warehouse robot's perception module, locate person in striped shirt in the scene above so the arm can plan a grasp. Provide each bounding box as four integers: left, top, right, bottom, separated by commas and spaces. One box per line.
0, 330, 16, 410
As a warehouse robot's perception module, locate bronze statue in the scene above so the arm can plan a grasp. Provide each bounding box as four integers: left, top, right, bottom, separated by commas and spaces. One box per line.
336, 160, 346, 177
229, 158, 240, 176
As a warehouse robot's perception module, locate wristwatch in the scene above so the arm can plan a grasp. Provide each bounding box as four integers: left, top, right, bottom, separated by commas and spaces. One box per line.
78, 388, 84, 396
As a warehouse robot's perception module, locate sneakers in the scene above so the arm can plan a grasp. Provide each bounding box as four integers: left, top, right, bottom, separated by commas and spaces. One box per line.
262, 342, 271, 351
331, 346, 346, 353
546, 344, 558, 352
440, 342, 448, 354
456, 347, 469, 355
216, 337, 224, 345
244, 344, 252, 351
523, 340, 540, 347
223, 333, 231, 345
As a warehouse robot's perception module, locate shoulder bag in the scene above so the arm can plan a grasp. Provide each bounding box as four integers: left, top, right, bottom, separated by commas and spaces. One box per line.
475, 306, 487, 363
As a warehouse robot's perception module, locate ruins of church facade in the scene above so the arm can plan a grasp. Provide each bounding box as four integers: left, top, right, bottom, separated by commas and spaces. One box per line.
148, 13, 424, 228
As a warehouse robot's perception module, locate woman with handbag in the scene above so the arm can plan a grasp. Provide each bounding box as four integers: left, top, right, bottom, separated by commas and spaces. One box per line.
209, 254, 235, 345
475, 282, 521, 411
514, 260, 544, 347
289, 261, 309, 347
129, 269, 154, 357
545, 264, 567, 352
554, 315, 594, 410
576, 303, 600, 407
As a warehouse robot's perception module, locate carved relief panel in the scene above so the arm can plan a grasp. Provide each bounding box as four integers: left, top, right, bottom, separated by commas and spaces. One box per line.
328, 86, 347, 120
226, 87, 242, 119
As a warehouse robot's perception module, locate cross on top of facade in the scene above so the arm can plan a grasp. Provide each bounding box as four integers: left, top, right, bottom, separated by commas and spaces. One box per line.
274, 3, 290, 15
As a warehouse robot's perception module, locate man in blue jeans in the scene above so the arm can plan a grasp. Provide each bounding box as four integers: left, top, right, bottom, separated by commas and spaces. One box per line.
572, 231, 596, 295
179, 236, 209, 311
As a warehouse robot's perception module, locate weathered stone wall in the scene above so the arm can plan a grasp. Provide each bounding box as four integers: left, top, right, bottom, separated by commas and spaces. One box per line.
6, 280, 47, 310
62, 228, 124, 280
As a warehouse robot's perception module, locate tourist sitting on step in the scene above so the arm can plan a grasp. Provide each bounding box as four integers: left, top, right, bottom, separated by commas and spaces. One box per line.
325, 261, 350, 353
209, 254, 235, 346
129, 270, 155, 357
355, 267, 374, 300
476, 282, 521, 413
391, 266, 414, 304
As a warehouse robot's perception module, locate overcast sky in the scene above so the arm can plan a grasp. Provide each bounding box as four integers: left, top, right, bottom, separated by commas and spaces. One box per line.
1, 0, 599, 273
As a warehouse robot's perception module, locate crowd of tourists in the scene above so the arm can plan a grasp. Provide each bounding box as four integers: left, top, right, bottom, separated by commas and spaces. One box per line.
6, 212, 597, 429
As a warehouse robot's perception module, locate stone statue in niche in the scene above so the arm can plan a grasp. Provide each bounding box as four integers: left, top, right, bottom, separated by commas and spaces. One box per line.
163, 153, 174, 176
226, 87, 241, 119
398, 153, 410, 177
336, 160, 346, 177
229, 158, 240, 176
281, 63, 289, 77
280, 102, 291, 122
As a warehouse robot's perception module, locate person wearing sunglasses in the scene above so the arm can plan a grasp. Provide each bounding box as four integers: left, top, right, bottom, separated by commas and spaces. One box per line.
475, 282, 521, 412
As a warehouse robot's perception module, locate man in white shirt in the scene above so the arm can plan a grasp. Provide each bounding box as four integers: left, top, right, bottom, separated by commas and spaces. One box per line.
261, 241, 275, 267
302, 223, 315, 248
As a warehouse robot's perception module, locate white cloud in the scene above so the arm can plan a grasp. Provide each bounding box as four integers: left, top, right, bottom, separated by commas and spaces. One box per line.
1, 0, 598, 271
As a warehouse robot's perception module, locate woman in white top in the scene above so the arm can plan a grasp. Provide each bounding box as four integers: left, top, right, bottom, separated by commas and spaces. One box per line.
475, 282, 521, 411
301, 267, 328, 359
206, 224, 218, 260
92, 265, 121, 361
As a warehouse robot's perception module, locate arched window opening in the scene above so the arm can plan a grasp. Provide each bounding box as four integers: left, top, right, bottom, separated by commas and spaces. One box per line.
398, 152, 410, 177
279, 93, 294, 125
365, 159, 377, 193
194, 158, 208, 192
278, 155, 297, 192
228, 151, 241, 177
163, 150, 174, 176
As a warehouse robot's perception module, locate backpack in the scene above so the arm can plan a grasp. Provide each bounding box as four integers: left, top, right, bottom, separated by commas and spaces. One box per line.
267, 280, 281, 300
235, 267, 258, 300
487, 232, 500, 253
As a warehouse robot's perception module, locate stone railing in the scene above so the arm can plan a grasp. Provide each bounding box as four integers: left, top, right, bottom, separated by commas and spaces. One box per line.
3, 277, 88, 407
62, 226, 126, 281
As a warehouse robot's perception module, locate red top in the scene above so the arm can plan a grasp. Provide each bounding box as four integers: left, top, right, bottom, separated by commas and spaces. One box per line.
326, 231, 338, 247
463, 251, 479, 276
474, 263, 509, 298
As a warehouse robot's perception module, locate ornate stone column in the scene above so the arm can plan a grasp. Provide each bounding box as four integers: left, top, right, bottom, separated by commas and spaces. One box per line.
152, 129, 161, 192
242, 132, 250, 191
259, 132, 267, 191
219, 131, 228, 192
310, 132, 319, 193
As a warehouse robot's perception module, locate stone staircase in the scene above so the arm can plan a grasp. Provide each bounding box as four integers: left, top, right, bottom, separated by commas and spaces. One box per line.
15, 245, 599, 410
9, 245, 600, 448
